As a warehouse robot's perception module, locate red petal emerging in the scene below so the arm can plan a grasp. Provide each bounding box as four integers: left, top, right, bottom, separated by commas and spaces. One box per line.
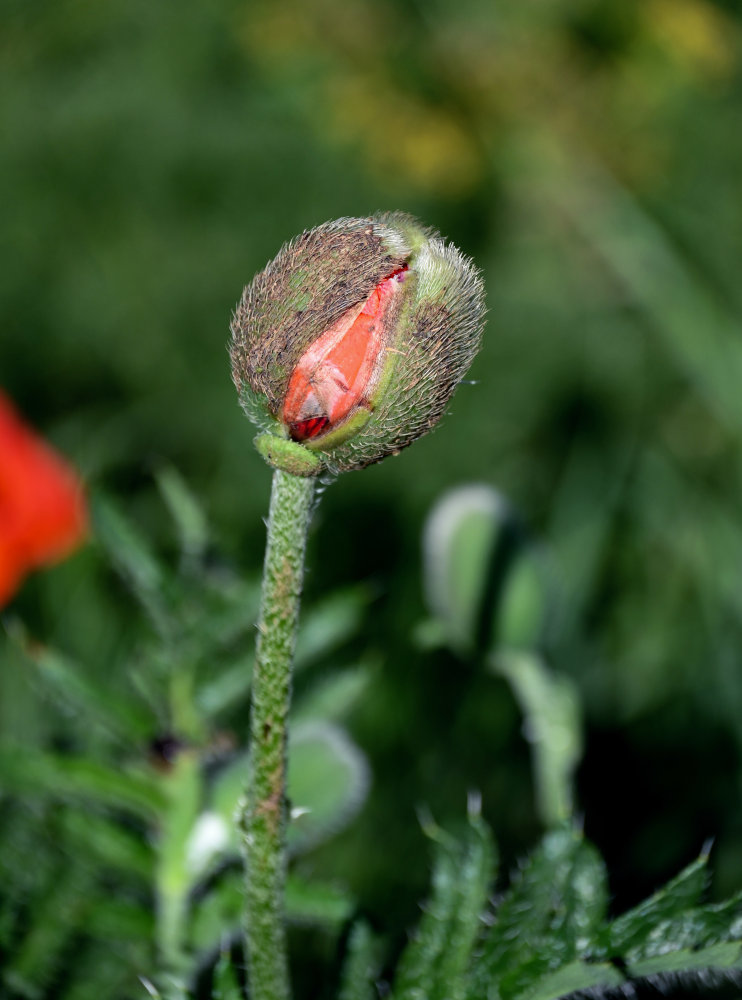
0, 392, 88, 607
283, 265, 408, 442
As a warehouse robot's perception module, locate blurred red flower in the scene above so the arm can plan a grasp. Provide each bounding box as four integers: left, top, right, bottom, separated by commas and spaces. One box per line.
0, 392, 88, 607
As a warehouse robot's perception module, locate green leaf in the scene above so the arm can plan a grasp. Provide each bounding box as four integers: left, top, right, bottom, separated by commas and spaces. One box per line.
212, 946, 245, 1000
594, 855, 742, 982
462, 835, 742, 1000
424, 485, 505, 655
180, 573, 260, 664
473, 827, 608, 1000
510, 959, 624, 1000
601, 852, 710, 958
285, 873, 355, 927
91, 493, 173, 634
423, 485, 552, 656
293, 663, 374, 724
196, 655, 253, 719
190, 869, 244, 954
293, 588, 369, 671
0, 744, 166, 821
554, 162, 742, 433
190, 868, 352, 956
394, 812, 496, 1000
155, 750, 204, 969
62, 809, 154, 880
2, 859, 95, 998
287, 722, 370, 853
85, 896, 155, 943
9, 622, 151, 741
154, 464, 210, 562
339, 921, 382, 1000
490, 651, 582, 826
210, 722, 370, 863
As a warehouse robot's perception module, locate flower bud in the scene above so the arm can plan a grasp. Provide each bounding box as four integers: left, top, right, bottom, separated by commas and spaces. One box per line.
230, 213, 485, 476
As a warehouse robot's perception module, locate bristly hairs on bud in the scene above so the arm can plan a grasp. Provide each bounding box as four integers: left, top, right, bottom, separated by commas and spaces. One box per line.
230, 213, 486, 476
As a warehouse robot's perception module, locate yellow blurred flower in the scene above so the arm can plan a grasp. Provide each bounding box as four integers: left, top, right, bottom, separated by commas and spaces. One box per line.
647, 0, 738, 82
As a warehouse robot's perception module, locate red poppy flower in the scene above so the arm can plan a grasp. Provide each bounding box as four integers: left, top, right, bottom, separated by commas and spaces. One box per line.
0, 392, 88, 607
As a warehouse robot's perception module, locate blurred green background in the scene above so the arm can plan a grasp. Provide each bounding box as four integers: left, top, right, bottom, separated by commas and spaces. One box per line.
3, 0, 742, 995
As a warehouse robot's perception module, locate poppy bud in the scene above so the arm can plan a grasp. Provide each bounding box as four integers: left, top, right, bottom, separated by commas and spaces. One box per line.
230, 213, 485, 477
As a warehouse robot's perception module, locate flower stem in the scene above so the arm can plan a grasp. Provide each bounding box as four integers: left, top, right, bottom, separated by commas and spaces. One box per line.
241, 468, 315, 1000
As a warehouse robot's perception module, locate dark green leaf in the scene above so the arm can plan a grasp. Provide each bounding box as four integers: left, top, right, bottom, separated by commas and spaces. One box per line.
0, 744, 165, 821
473, 827, 607, 1000
395, 813, 496, 1000
601, 852, 710, 958
210, 722, 370, 861
339, 921, 382, 1000
62, 809, 154, 880
196, 655, 253, 719
285, 874, 355, 927
212, 946, 245, 1000
293, 663, 374, 724
9, 622, 151, 741
293, 588, 369, 671
287, 722, 370, 853
92, 494, 173, 635
155, 464, 210, 562
2, 859, 94, 997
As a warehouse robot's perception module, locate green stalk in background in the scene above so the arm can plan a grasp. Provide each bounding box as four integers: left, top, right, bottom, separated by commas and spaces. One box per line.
230, 214, 485, 1000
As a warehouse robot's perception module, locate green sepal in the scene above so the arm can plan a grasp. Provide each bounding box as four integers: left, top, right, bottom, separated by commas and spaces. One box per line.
254, 434, 323, 477
303, 405, 374, 452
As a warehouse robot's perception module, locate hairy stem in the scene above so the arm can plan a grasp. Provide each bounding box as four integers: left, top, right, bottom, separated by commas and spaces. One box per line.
241, 469, 315, 1000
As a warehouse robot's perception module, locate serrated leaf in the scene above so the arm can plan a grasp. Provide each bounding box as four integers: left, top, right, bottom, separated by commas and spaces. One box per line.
629, 940, 742, 980
514, 959, 625, 1000
490, 651, 581, 826
470, 840, 742, 1000
607, 888, 742, 980
473, 827, 608, 1000
601, 853, 710, 958
394, 813, 496, 1000
339, 921, 382, 1000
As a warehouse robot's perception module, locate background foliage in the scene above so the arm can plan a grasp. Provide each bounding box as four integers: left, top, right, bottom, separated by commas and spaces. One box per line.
2, 0, 742, 997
